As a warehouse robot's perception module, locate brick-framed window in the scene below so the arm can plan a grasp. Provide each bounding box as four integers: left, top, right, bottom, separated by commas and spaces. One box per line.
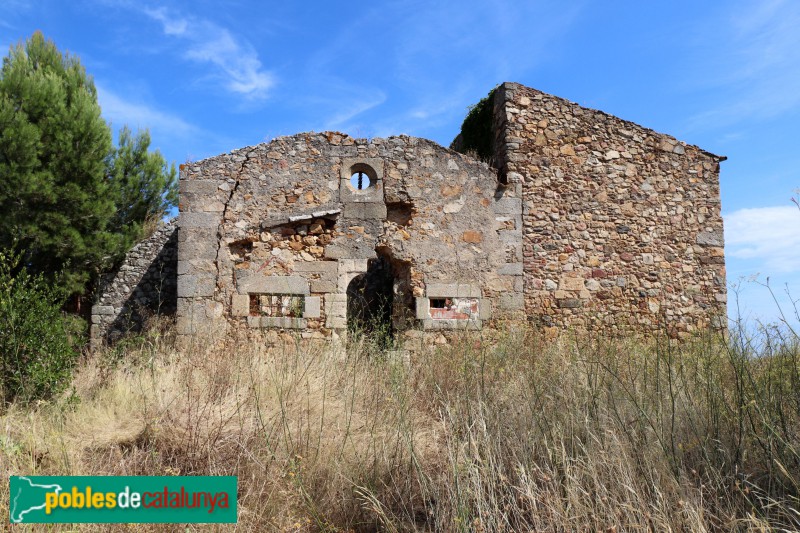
416, 282, 487, 330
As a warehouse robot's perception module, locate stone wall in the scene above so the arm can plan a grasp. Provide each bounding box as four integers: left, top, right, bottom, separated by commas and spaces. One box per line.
90, 220, 178, 347
103, 81, 726, 343
492, 82, 726, 337
177, 133, 524, 340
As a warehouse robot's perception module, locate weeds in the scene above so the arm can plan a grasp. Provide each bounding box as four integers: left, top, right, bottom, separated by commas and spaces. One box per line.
0, 321, 798, 531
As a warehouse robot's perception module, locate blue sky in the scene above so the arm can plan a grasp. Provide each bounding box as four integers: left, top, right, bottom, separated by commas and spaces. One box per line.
2, 0, 799, 328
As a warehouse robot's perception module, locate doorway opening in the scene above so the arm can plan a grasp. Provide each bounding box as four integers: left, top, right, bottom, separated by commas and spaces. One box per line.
346, 256, 394, 345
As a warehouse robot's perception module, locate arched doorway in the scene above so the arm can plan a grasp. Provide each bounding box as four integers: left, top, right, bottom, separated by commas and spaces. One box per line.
346, 256, 394, 344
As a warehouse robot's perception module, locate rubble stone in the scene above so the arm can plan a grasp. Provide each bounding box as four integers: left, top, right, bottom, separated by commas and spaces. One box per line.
93, 82, 726, 344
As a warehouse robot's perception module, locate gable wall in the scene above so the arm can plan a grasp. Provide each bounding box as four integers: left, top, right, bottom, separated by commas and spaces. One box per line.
495, 82, 727, 337
177, 133, 523, 338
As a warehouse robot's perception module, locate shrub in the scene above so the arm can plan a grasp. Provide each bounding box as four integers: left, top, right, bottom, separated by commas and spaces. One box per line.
453, 88, 496, 161
0, 251, 81, 404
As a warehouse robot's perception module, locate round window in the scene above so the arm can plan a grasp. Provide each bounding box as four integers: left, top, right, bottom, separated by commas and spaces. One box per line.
347, 163, 377, 191
350, 171, 372, 190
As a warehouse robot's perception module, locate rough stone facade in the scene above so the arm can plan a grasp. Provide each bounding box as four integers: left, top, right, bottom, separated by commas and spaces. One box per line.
93, 81, 726, 342
177, 133, 522, 341
493, 83, 726, 337
90, 220, 178, 347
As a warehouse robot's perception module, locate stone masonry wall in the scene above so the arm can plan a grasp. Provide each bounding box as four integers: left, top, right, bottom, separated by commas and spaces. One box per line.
90, 220, 178, 347
178, 133, 524, 339
494, 82, 726, 337
94, 82, 726, 343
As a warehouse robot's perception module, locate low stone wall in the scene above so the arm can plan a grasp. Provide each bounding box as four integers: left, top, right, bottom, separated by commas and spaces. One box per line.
90, 220, 178, 347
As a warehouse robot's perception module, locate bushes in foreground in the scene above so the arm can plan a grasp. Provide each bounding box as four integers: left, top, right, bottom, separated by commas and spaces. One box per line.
0, 251, 82, 404
0, 323, 798, 530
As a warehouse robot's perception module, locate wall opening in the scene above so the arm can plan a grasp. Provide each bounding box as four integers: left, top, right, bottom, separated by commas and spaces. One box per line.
346, 256, 394, 342
430, 298, 447, 309
249, 294, 304, 317
386, 201, 414, 226
375, 245, 415, 331
429, 297, 479, 320
347, 162, 377, 191
350, 171, 372, 190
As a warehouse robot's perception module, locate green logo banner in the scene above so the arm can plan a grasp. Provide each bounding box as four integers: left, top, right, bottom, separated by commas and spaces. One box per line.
9, 476, 237, 523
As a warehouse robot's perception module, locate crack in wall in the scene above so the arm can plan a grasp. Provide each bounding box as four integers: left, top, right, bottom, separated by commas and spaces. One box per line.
214, 149, 256, 291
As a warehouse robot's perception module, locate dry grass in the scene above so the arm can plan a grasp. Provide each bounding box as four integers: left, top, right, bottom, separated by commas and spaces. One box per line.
1, 321, 799, 531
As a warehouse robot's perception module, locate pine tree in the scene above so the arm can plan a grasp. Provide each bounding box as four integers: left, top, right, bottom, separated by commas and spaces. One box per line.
107, 126, 178, 252
0, 32, 118, 294
0, 32, 177, 296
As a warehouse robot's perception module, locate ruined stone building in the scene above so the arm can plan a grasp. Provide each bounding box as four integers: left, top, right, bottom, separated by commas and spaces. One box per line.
91, 82, 727, 345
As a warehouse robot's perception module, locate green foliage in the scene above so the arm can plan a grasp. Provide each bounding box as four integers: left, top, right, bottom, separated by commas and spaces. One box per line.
107, 126, 178, 249
0, 250, 81, 405
0, 32, 117, 294
0, 32, 177, 296
454, 88, 496, 161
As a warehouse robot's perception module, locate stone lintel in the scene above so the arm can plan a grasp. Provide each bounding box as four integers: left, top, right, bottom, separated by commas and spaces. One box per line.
236, 274, 309, 295
426, 283, 482, 298
292, 261, 339, 274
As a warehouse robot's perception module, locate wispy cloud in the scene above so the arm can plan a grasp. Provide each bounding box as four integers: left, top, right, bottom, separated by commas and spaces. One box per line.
390, 0, 582, 86
724, 205, 800, 273
688, 0, 800, 129
142, 6, 274, 100
143, 7, 187, 36
323, 91, 387, 130
300, 0, 581, 141
0, 0, 33, 13
97, 84, 197, 139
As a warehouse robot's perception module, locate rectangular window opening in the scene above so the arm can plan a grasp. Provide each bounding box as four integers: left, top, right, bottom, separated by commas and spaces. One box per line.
430, 298, 448, 309
429, 297, 478, 320
248, 294, 305, 317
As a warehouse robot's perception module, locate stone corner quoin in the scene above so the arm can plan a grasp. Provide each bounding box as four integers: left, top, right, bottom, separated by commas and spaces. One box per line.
92, 81, 727, 345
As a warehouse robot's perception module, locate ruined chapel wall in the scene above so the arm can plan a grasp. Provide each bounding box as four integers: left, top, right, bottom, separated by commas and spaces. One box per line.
178, 132, 521, 336
91, 220, 178, 346
495, 83, 727, 336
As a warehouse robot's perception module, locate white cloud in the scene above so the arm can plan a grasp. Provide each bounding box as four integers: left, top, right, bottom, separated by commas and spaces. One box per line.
144, 7, 187, 36
724, 205, 800, 273
96, 84, 197, 139
142, 6, 274, 100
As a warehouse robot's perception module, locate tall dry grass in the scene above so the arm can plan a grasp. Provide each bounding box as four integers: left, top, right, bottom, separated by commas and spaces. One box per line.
1, 320, 798, 531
